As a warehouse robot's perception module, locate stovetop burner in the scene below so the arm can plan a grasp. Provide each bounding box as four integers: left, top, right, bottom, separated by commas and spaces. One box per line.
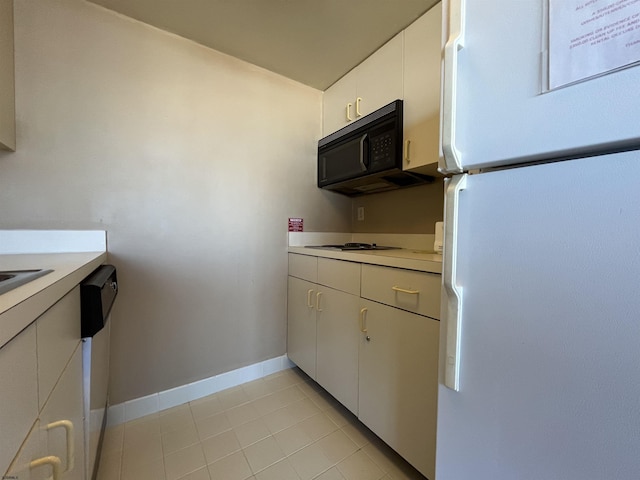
305, 242, 400, 251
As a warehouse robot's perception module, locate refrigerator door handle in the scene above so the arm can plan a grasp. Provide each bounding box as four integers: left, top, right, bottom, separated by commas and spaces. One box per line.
442, 174, 467, 391
440, 0, 466, 174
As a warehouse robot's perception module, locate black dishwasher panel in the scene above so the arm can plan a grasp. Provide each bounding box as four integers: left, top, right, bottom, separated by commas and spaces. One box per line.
81, 264, 117, 338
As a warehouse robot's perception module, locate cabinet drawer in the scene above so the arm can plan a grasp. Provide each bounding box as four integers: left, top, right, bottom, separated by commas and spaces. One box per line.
288, 253, 318, 282
318, 258, 360, 295
361, 264, 440, 319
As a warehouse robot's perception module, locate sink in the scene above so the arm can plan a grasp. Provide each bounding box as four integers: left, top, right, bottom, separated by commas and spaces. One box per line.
0, 269, 53, 295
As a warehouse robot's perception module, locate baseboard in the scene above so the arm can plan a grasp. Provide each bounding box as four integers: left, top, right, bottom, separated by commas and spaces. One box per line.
106, 354, 295, 426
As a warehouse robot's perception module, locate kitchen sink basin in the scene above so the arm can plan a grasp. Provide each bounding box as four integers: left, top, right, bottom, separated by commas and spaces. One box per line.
0, 269, 53, 295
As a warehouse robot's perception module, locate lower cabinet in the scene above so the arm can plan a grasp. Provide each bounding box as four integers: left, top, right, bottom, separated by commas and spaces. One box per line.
287, 276, 360, 414
40, 345, 85, 480
287, 276, 318, 378
315, 286, 360, 415
358, 299, 439, 480
0, 324, 39, 475
287, 253, 441, 478
2, 287, 85, 480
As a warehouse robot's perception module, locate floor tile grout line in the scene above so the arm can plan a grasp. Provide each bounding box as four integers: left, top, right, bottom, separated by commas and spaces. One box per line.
99, 368, 424, 480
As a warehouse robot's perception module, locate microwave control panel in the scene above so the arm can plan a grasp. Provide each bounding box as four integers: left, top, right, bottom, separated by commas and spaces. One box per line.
370, 132, 396, 168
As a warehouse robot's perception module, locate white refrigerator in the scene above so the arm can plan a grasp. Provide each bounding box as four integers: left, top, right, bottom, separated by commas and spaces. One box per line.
437, 0, 640, 479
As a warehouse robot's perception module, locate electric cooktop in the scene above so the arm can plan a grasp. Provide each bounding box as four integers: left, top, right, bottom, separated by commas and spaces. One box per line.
305, 242, 400, 251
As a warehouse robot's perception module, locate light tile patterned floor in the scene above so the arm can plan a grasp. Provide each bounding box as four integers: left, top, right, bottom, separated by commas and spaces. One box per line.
97, 368, 427, 480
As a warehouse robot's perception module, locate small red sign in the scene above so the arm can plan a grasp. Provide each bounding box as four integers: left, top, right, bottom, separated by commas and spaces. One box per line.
288, 218, 304, 232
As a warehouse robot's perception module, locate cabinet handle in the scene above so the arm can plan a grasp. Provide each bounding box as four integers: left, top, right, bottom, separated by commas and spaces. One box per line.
47, 420, 74, 472
346, 102, 353, 121
30, 456, 62, 480
391, 286, 420, 295
359, 307, 368, 333
356, 97, 362, 117
316, 291, 323, 312
404, 139, 411, 164
306, 289, 314, 308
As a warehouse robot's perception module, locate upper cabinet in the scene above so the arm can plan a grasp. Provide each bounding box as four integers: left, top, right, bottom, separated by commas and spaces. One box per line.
0, 0, 16, 151
403, 2, 442, 174
323, 33, 403, 136
322, 3, 442, 175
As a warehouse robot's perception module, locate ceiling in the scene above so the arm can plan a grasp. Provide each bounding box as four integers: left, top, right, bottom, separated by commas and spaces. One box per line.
87, 0, 439, 90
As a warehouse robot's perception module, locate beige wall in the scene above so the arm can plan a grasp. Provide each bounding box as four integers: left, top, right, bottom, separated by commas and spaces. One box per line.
351, 180, 444, 234
0, 0, 351, 404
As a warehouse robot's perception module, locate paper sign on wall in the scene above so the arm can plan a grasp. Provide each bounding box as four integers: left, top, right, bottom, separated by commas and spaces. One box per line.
288, 218, 303, 232
549, 0, 640, 89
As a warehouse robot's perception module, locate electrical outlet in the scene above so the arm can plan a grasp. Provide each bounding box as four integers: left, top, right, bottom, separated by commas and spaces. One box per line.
357, 206, 365, 221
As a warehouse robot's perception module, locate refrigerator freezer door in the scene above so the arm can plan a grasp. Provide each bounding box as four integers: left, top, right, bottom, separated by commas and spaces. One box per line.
440, 0, 640, 173
437, 151, 640, 479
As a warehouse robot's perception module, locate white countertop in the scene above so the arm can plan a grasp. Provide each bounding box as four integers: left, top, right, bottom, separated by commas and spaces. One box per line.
287, 232, 442, 274
288, 246, 442, 274
0, 230, 108, 348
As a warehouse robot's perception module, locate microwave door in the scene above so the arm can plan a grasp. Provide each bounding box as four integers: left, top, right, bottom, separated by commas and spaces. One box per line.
319, 134, 369, 185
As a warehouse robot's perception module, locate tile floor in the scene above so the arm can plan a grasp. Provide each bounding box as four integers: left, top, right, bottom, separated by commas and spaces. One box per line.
97, 367, 427, 480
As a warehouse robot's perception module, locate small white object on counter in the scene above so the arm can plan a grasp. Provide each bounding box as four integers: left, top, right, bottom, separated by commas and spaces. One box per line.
434, 221, 444, 254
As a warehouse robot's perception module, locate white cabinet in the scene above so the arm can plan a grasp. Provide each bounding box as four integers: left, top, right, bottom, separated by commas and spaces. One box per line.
323, 33, 403, 136
287, 254, 361, 414
361, 263, 441, 319
315, 285, 360, 414
4, 421, 47, 480
0, 0, 16, 151
2, 287, 85, 479
322, 4, 443, 176
39, 345, 85, 480
358, 299, 439, 479
287, 253, 441, 478
403, 2, 442, 174
37, 287, 82, 410
287, 276, 318, 378
0, 324, 39, 475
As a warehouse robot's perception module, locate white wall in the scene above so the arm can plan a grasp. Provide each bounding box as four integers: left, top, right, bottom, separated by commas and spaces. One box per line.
0, 0, 351, 404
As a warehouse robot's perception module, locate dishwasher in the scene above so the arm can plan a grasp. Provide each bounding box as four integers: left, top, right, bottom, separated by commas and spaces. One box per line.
81, 264, 118, 480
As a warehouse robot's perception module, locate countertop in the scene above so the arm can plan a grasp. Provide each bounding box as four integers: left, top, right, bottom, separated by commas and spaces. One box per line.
0, 232, 108, 348
288, 246, 442, 274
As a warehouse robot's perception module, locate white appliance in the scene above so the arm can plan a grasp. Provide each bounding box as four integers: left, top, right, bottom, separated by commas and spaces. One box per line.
437, 1, 640, 479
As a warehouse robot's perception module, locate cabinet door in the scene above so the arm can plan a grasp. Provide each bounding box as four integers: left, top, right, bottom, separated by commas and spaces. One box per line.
315, 287, 360, 415
322, 32, 403, 137
39, 345, 85, 480
403, 3, 442, 173
354, 32, 404, 119
358, 300, 439, 479
287, 276, 318, 378
0, 0, 15, 151
4, 420, 48, 480
37, 287, 82, 410
322, 70, 357, 136
0, 324, 39, 475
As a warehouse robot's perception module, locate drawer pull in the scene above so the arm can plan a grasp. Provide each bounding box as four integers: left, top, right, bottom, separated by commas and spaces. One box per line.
316, 291, 323, 312
392, 286, 420, 295
30, 456, 62, 480
359, 307, 368, 333
47, 420, 74, 472
307, 289, 314, 308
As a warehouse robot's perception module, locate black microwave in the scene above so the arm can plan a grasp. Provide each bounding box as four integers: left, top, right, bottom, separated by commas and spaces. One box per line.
317, 100, 433, 196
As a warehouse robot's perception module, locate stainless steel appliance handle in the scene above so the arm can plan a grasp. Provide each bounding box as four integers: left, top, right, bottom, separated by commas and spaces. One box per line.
442, 174, 466, 391
359, 133, 368, 171
440, 0, 466, 174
